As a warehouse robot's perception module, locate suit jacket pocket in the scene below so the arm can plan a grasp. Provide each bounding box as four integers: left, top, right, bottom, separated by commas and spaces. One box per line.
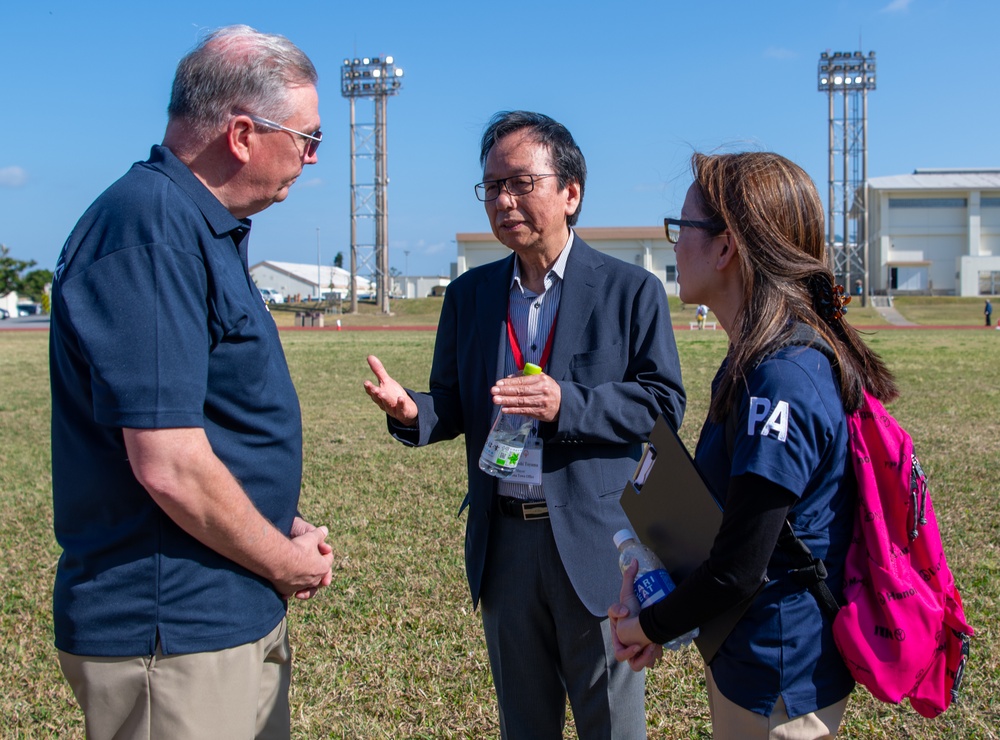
568, 343, 624, 384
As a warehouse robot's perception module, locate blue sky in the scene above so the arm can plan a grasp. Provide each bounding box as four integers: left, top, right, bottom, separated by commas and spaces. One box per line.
1, 0, 996, 278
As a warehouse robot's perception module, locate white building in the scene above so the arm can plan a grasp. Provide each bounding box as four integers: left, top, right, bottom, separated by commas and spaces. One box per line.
248, 261, 374, 300
393, 275, 451, 299
868, 169, 1000, 296
455, 227, 677, 293
1, 291, 20, 317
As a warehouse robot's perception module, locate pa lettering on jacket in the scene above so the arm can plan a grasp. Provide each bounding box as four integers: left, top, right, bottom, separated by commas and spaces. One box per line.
747, 396, 790, 442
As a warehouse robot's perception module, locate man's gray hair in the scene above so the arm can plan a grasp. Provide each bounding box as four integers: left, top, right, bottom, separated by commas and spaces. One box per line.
168, 25, 317, 138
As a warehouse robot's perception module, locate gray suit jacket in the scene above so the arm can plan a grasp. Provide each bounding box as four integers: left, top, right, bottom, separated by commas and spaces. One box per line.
391, 235, 685, 616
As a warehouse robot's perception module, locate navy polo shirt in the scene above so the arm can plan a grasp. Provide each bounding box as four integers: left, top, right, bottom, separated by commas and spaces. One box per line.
694, 346, 856, 717
50, 145, 302, 656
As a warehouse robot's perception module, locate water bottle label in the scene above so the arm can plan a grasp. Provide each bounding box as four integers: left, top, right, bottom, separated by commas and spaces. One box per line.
634, 569, 674, 609
485, 439, 522, 467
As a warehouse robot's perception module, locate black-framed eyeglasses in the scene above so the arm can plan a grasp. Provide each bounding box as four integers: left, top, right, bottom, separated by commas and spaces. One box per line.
663, 217, 724, 244
245, 113, 323, 158
474, 174, 557, 202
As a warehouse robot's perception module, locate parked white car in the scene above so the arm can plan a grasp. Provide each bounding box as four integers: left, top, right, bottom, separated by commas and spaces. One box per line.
258, 287, 284, 304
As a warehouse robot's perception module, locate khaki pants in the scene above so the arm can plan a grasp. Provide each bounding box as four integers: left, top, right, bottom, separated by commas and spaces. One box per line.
706, 666, 849, 740
59, 618, 291, 740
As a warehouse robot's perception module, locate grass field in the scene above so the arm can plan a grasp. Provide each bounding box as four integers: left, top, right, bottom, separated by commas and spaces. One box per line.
1, 305, 997, 738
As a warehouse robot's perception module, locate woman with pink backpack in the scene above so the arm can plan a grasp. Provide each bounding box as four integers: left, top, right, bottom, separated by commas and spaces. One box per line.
609, 151, 898, 739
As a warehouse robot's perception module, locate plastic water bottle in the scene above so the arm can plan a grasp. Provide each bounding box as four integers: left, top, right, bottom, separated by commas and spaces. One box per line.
478, 363, 542, 478
613, 529, 699, 650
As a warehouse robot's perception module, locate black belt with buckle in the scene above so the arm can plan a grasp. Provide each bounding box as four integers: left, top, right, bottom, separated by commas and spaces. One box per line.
496, 496, 549, 521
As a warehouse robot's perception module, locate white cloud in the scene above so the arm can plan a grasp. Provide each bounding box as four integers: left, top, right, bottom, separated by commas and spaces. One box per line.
298, 177, 323, 188
0, 166, 28, 187
763, 47, 797, 60
882, 0, 913, 13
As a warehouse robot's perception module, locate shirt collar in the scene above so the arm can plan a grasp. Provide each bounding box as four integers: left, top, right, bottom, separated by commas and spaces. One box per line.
511, 229, 574, 291
147, 145, 248, 240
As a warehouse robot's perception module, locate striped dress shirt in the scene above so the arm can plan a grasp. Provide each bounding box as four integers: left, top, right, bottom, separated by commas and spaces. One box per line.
497, 232, 573, 502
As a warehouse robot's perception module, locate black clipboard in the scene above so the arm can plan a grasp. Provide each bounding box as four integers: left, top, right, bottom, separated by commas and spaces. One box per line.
619, 415, 762, 663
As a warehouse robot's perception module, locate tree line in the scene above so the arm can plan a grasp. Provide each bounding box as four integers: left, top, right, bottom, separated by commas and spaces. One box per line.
1, 244, 52, 302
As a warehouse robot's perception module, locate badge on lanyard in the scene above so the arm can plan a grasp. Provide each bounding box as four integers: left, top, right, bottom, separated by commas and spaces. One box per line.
503, 299, 557, 487
505, 437, 543, 486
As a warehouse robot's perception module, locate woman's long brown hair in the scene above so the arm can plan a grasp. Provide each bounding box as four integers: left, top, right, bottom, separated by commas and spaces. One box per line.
690, 151, 898, 422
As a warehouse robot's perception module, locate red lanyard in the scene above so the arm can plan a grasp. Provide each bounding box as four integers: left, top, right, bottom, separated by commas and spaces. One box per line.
507, 304, 558, 373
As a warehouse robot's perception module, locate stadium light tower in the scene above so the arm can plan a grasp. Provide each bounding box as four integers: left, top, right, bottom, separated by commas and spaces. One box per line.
341, 56, 403, 314
817, 50, 876, 305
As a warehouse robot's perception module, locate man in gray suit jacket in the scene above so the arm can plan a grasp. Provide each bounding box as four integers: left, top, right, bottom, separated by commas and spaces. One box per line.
364, 110, 685, 739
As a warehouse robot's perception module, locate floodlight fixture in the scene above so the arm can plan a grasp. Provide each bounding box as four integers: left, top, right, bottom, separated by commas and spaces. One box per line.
817, 50, 876, 91
341, 56, 404, 99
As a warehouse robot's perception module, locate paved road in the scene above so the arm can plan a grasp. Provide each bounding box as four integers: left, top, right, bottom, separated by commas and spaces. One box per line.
0, 315, 51, 330
873, 304, 918, 327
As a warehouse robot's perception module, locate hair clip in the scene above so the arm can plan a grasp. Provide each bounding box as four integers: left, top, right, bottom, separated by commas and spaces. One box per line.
826, 284, 851, 320
814, 279, 851, 321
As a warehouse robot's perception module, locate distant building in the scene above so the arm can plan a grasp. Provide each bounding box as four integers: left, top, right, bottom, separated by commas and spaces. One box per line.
0, 290, 20, 317
394, 275, 451, 299
249, 261, 374, 300
868, 169, 1000, 296
457, 176, 1000, 299
455, 227, 677, 294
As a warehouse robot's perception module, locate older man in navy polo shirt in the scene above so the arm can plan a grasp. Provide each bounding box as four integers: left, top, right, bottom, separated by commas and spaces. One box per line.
49, 26, 332, 739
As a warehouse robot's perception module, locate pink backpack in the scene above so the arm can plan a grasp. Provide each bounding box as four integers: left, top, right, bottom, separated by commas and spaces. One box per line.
748, 329, 975, 718
830, 389, 973, 717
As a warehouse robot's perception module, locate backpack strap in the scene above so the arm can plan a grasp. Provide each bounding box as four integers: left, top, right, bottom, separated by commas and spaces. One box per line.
724, 323, 843, 619
777, 520, 842, 619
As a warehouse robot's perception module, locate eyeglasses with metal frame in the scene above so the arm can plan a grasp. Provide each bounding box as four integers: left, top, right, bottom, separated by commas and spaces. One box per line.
663, 217, 725, 244
474, 173, 557, 202
244, 113, 323, 158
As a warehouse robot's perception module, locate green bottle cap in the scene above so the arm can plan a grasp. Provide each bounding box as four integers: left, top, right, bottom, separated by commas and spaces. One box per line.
522, 363, 542, 376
